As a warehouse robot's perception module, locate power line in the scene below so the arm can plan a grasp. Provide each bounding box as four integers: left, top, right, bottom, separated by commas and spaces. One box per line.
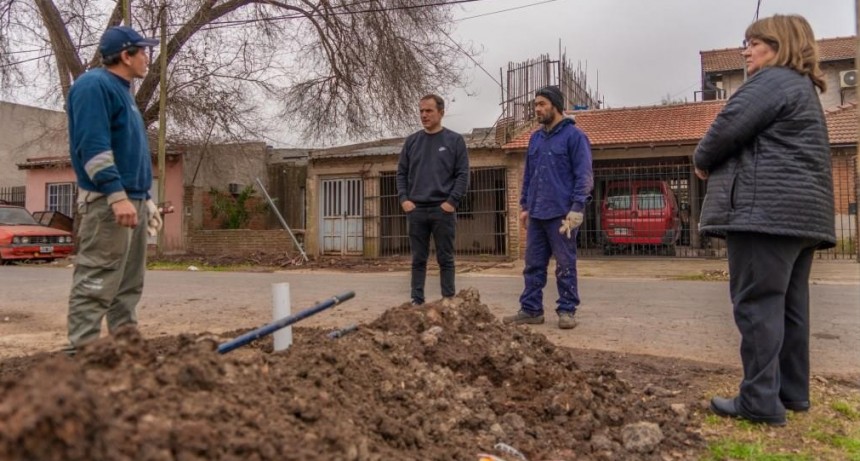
453, 0, 560, 22
166, 0, 490, 33
443, 0, 565, 90
3, 0, 491, 58
2, 0, 559, 83
754, 0, 762, 21
440, 29, 501, 88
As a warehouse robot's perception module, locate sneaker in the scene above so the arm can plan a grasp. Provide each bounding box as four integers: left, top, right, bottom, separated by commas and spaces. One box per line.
558, 312, 578, 330
410, 299, 424, 306
502, 310, 545, 325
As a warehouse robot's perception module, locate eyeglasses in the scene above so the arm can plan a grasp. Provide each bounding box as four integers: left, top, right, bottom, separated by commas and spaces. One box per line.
742, 38, 777, 50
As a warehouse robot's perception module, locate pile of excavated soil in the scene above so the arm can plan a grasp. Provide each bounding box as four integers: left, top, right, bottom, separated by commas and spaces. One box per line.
0, 289, 704, 460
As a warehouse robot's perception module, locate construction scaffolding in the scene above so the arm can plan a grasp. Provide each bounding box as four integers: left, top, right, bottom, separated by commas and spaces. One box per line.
498, 53, 602, 145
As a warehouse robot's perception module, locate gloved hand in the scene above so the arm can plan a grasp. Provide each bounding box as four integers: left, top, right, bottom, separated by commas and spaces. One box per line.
558, 211, 583, 238
146, 199, 163, 237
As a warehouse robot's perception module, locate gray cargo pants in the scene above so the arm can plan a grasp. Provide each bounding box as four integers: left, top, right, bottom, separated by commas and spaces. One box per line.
67, 195, 148, 350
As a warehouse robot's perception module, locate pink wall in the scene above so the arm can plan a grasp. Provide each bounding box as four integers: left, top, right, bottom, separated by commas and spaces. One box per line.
24, 168, 71, 215
23, 158, 186, 253
160, 158, 184, 252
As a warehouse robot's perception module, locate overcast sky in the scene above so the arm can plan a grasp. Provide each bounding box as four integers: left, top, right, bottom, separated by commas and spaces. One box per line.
3, 0, 855, 146
441, 0, 856, 135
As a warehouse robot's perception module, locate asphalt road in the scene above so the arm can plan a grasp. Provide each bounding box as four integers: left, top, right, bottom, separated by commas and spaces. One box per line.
1, 265, 858, 374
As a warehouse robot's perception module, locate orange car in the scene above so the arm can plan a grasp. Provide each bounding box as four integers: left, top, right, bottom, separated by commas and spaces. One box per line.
0, 205, 74, 263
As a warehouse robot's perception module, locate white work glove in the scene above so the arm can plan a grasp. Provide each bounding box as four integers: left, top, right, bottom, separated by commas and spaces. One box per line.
558, 211, 583, 239
146, 199, 163, 237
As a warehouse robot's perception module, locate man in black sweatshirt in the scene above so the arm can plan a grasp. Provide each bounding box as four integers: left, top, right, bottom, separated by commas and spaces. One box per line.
396, 94, 470, 305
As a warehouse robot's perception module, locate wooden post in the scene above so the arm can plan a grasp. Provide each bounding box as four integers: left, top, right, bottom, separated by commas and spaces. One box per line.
123, 0, 130, 25
855, 0, 859, 261
156, 2, 168, 254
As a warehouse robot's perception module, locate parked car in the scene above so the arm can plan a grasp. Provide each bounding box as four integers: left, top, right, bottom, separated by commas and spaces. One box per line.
0, 205, 74, 263
600, 180, 680, 254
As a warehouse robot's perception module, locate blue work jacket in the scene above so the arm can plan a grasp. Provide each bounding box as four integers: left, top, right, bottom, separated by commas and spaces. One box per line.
520, 118, 593, 220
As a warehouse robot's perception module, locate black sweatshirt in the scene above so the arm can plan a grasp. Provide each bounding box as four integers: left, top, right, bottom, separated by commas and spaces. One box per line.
396, 128, 470, 208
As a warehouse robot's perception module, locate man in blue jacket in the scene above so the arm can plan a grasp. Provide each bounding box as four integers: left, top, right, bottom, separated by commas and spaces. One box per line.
65, 26, 162, 353
503, 86, 593, 329
396, 94, 470, 305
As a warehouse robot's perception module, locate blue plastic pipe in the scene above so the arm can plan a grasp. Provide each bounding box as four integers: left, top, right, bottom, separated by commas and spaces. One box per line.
217, 291, 355, 354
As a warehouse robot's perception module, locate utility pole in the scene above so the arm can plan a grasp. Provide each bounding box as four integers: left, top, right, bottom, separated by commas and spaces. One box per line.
156, 1, 168, 255
123, 0, 135, 94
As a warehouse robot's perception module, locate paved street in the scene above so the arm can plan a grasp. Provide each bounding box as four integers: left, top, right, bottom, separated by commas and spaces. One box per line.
1, 263, 858, 374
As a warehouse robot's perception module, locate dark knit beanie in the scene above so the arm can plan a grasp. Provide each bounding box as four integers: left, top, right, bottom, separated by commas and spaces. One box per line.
535, 85, 565, 113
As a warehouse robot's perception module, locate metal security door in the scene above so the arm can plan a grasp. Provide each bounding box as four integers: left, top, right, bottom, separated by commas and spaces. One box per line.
320, 178, 364, 255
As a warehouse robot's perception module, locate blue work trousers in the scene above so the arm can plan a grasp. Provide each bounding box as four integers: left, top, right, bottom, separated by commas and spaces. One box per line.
519, 216, 580, 314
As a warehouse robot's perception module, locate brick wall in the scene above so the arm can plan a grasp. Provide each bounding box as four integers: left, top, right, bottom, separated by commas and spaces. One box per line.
507, 162, 525, 259
186, 229, 298, 256
200, 192, 268, 230
832, 153, 857, 215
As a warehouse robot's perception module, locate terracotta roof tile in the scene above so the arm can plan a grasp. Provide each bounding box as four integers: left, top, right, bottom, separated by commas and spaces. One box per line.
701, 36, 856, 73
502, 101, 726, 150
504, 100, 858, 150
826, 102, 857, 145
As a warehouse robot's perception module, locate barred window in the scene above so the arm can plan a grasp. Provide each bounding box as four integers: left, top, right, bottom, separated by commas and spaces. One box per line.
46, 183, 77, 217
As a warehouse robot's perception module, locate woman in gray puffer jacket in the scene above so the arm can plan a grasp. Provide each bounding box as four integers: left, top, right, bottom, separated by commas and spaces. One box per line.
693, 14, 836, 427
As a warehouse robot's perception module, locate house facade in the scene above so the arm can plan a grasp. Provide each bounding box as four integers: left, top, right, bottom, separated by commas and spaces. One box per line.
17, 141, 285, 255
502, 101, 858, 260
825, 103, 859, 253
17, 153, 185, 251
303, 130, 515, 259
302, 99, 857, 262
0, 102, 68, 206
699, 36, 856, 108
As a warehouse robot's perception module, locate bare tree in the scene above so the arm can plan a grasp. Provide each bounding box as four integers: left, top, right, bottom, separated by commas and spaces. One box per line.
0, 0, 474, 142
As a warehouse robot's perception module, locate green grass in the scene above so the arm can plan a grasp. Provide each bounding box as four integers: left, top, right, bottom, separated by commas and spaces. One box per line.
705, 440, 812, 461
146, 261, 243, 272
832, 400, 860, 421
703, 396, 860, 461
669, 272, 730, 282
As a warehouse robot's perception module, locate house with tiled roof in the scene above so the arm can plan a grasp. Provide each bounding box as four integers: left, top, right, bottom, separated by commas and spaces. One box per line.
502, 101, 727, 254
503, 101, 726, 151
0, 102, 67, 206
500, 96, 858, 258
825, 103, 859, 241
699, 36, 856, 108
15, 141, 281, 254
302, 127, 511, 258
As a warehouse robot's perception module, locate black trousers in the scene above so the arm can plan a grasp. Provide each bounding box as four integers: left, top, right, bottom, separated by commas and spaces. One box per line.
726, 231, 819, 419
408, 207, 456, 304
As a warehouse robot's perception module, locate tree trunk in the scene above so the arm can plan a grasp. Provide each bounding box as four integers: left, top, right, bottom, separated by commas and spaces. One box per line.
34, 0, 85, 100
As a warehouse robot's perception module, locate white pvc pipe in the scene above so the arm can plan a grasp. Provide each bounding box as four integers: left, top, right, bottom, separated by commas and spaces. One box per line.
272, 282, 292, 352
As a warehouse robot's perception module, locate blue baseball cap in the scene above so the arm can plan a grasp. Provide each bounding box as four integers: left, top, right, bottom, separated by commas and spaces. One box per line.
99, 26, 159, 57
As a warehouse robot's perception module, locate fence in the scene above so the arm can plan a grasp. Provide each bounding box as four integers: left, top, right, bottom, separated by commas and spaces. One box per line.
360, 168, 509, 258
0, 186, 25, 207
581, 160, 703, 257
499, 53, 602, 145
580, 156, 857, 260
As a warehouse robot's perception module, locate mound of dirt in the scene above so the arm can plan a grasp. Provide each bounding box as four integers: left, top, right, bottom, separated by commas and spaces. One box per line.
0, 289, 705, 461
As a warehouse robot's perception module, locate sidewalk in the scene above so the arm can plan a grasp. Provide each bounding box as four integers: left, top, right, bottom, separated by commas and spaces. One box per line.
477, 258, 860, 284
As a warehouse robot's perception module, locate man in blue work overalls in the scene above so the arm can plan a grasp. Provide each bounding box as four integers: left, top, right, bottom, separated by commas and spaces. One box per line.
503, 86, 593, 330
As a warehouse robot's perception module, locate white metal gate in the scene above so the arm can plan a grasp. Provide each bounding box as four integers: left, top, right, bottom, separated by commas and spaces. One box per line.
320, 178, 364, 255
